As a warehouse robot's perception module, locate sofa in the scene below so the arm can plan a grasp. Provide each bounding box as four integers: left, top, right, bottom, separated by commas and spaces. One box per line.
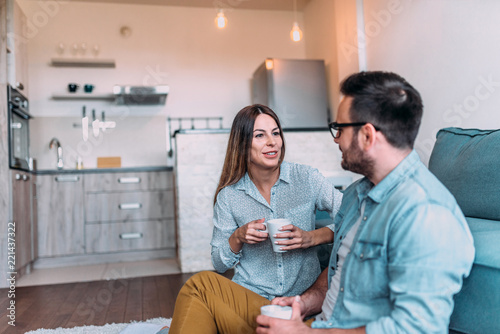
428, 127, 500, 334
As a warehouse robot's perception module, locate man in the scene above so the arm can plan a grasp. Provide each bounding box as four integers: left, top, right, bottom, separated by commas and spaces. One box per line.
255, 71, 475, 333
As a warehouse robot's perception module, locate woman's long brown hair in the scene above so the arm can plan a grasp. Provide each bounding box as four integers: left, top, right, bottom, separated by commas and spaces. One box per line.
213, 104, 285, 205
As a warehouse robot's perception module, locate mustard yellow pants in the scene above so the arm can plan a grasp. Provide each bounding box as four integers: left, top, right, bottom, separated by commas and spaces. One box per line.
169, 271, 271, 333
169, 271, 314, 333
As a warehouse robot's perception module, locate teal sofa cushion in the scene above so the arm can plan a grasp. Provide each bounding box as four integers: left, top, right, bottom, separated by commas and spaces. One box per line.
428, 127, 500, 334
449, 217, 500, 334
450, 260, 500, 334
428, 127, 500, 220
315, 210, 334, 270
466, 217, 500, 269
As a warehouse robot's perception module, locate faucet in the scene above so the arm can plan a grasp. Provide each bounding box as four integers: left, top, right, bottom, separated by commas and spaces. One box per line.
49, 138, 64, 170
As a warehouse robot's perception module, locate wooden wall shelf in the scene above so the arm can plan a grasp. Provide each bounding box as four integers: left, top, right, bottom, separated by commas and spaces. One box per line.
51, 58, 116, 68
52, 94, 115, 101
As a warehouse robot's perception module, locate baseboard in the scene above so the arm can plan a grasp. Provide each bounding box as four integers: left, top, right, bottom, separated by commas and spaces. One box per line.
33, 248, 177, 269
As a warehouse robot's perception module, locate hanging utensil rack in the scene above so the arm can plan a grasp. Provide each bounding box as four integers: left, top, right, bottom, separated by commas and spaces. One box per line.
167, 116, 224, 157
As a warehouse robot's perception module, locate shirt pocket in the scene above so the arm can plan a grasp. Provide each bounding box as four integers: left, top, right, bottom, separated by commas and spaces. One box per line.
346, 241, 389, 299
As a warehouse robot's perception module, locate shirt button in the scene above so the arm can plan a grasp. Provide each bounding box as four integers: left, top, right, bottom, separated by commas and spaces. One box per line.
360, 253, 364, 259
278, 264, 282, 267
340, 287, 344, 292
272, 192, 275, 195
363, 216, 367, 221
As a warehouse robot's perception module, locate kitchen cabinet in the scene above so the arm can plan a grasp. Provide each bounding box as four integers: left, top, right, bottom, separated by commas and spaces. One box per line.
31, 173, 38, 260
6, 0, 29, 96
36, 174, 85, 257
11, 170, 35, 271
83, 171, 175, 253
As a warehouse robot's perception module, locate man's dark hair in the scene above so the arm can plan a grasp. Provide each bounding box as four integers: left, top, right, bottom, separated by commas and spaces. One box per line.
340, 71, 423, 149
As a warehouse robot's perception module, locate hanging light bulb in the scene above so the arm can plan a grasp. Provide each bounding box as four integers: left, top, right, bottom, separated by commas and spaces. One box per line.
290, 22, 303, 42
265, 59, 274, 70
215, 9, 227, 29
290, 0, 302, 42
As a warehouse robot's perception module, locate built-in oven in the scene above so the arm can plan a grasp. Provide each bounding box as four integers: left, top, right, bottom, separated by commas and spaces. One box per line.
8, 85, 32, 171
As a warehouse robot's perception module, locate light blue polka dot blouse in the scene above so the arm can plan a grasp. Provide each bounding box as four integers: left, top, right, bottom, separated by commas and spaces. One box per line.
211, 161, 343, 299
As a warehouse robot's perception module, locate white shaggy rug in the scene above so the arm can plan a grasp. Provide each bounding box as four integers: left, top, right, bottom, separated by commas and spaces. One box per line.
24, 317, 171, 334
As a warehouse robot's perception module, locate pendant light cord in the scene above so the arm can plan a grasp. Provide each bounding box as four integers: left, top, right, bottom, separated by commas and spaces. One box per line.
293, 0, 298, 22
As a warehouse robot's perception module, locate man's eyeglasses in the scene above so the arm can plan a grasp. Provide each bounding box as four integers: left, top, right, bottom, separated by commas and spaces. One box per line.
328, 122, 380, 139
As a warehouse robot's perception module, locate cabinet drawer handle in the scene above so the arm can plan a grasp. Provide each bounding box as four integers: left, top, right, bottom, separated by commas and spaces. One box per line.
118, 177, 141, 184
15, 174, 30, 181
119, 232, 143, 240
55, 176, 80, 182
118, 203, 142, 210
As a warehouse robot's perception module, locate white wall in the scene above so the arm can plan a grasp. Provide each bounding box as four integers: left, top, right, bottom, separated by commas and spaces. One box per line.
304, 0, 500, 164
304, 0, 359, 118
362, 0, 500, 163
19, 1, 306, 168
27, 0, 500, 169
303, 0, 339, 119
21, 1, 306, 120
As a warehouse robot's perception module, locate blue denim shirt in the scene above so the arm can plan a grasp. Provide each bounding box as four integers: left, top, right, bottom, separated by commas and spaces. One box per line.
312, 150, 475, 333
211, 161, 343, 299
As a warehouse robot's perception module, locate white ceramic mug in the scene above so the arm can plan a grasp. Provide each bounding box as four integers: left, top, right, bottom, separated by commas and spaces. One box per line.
260, 305, 293, 320
265, 218, 292, 253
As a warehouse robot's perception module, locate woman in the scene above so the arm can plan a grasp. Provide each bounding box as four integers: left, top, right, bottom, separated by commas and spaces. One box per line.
169, 104, 342, 333
211, 104, 343, 299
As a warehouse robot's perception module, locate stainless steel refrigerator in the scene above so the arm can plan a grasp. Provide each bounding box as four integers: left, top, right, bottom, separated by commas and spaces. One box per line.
251, 58, 329, 129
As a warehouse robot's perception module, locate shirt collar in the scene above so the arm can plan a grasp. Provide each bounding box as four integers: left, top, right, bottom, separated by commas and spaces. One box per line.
357, 150, 421, 204
236, 161, 291, 192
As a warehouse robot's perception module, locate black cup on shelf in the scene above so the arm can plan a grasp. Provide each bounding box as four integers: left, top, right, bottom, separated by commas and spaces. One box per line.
68, 83, 79, 93
84, 84, 94, 93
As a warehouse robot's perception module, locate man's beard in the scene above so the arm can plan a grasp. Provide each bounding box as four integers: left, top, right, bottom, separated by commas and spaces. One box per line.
341, 133, 375, 179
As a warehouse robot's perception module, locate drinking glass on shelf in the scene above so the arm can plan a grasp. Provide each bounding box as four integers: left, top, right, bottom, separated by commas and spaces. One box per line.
92, 44, 100, 57
71, 43, 79, 56
80, 43, 87, 56
57, 42, 65, 55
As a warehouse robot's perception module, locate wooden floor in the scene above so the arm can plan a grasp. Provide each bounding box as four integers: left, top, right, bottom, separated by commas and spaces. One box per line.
0, 271, 233, 333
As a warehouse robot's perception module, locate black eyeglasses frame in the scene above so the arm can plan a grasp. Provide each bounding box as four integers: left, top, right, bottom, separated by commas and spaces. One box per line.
328, 122, 380, 138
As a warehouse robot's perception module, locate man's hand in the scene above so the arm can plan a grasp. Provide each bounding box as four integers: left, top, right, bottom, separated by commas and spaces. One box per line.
270, 295, 306, 319
256, 296, 311, 334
